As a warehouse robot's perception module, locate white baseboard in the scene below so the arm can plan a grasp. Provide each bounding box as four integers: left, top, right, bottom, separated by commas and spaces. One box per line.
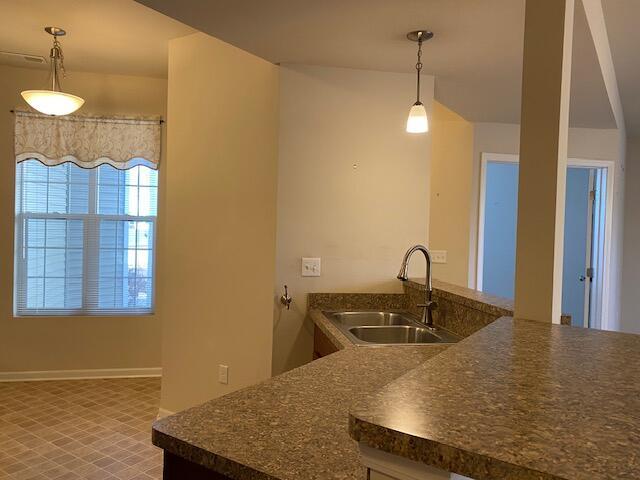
0, 367, 162, 382
157, 408, 175, 419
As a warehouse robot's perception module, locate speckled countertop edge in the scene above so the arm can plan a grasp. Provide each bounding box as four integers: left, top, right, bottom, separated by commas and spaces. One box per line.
152, 288, 566, 480
347, 317, 557, 480
307, 292, 408, 311
349, 317, 640, 480
152, 428, 275, 480
406, 278, 514, 317
308, 309, 353, 350
348, 409, 558, 480
152, 345, 449, 480
408, 279, 571, 325
151, 293, 449, 480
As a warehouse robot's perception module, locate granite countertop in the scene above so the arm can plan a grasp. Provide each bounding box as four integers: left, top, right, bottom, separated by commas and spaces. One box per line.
309, 309, 353, 350
428, 278, 514, 317
407, 278, 571, 326
307, 281, 518, 344
153, 342, 447, 480
350, 317, 640, 480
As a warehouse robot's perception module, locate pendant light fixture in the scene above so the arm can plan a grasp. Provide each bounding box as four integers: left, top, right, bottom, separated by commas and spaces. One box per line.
21, 27, 84, 116
406, 30, 433, 134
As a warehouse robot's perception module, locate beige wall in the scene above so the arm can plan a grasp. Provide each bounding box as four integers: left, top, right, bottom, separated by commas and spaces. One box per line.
273, 64, 433, 375
161, 33, 278, 412
429, 102, 474, 286
0, 64, 166, 374
468, 122, 624, 327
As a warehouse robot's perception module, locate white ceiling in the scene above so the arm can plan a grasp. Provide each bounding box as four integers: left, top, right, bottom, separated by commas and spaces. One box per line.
1, 0, 626, 132
0, 0, 194, 78
571, 0, 616, 130
603, 0, 640, 136
137, 0, 617, 129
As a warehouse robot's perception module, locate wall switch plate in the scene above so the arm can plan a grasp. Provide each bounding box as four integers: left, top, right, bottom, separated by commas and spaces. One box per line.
431, 250, 447, 264
218, 364, 229, 384
301, 257, 321, 277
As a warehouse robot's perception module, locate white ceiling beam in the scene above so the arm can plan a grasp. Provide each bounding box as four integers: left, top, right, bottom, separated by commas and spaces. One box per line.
581, 0, 626, 136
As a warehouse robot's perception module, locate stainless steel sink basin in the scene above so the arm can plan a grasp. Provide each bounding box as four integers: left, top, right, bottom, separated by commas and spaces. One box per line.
327, 311, 414, 327
322, 311, 460, 346
349, 325, 442, 344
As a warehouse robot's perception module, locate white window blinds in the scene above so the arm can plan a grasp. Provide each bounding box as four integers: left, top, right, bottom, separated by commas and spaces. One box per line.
14, 160, 158, 316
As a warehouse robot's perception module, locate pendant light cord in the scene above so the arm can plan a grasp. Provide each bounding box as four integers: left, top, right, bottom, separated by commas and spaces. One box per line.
49, 36, 65, 92
415, 34, 423, 104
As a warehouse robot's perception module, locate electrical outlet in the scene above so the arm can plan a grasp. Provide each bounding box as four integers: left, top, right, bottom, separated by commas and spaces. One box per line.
431, 250, 447, 264
301, 257, 321, 277
218, 364, 229, 384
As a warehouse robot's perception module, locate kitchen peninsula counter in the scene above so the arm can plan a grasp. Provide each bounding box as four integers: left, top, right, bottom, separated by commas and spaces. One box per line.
349, 317, 640, 480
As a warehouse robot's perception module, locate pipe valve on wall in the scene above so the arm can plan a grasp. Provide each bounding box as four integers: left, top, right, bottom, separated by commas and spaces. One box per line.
280, 285, 292, 310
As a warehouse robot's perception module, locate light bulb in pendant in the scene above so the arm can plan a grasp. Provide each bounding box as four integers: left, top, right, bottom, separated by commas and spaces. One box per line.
405, 30, 433, 134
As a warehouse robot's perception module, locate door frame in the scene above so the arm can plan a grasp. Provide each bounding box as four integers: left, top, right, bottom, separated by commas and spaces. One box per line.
582, 171, 596, 328
477, 152, 615, 328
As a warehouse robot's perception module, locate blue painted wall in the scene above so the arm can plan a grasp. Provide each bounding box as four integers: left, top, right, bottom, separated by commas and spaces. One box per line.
482, 162, 592, 327
482, 162, 519, 299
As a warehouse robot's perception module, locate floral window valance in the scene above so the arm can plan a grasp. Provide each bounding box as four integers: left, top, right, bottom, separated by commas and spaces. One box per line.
14, 109, 162, 170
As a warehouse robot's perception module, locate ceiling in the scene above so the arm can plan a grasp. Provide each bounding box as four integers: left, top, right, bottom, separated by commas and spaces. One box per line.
0, 0, 194, 78
137, 0, 617, 129
571, 0, 615, 130
603, 0, 640, 136
1, 0, 627, 132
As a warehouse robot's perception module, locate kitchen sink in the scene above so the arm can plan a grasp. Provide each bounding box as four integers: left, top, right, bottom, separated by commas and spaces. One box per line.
349, 326, 442, 344
327, 311, 415, 327
322, 311, 460, 346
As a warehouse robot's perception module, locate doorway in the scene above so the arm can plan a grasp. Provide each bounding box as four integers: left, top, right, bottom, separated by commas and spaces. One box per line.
477, 153, 613, 328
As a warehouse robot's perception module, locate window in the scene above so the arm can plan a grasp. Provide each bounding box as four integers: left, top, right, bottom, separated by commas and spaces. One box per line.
14, 160, 158, 316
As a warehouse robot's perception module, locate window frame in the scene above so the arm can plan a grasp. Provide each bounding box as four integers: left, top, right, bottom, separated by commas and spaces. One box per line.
14, 163, 158, 317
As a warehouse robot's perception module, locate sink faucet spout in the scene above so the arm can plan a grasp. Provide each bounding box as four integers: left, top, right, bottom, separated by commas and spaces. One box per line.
397, 245, 437, 328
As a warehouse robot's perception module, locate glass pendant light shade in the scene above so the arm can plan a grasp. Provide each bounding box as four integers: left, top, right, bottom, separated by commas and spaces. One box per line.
21, 90, 84, 116
405, 30, 433, 134
406, 102, 429, 133
21, 27, 85, 116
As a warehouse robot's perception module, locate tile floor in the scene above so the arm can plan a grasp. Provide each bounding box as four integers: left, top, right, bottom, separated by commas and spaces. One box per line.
0, 377, 162, 479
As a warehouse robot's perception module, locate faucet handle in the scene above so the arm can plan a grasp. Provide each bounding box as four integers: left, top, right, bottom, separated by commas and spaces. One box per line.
417, 301, 438, 311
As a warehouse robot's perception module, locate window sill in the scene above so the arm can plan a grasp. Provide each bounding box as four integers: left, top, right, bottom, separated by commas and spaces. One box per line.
13, 311, 156, 319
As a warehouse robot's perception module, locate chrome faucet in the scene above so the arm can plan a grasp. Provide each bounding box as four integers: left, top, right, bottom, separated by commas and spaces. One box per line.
397, 245, 437, 328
